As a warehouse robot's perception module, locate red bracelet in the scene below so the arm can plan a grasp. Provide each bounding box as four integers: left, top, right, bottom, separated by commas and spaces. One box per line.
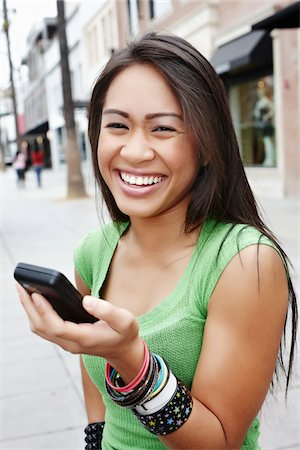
105, 340, 150, 393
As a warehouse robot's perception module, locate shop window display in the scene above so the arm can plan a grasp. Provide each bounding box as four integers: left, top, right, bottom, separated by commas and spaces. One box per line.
230, 76, 276, 167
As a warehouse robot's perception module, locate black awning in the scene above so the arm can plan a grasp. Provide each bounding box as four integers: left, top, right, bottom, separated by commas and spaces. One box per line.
252, 1, 300, 31
211, 30, 272, 75
23, 121, 48, 136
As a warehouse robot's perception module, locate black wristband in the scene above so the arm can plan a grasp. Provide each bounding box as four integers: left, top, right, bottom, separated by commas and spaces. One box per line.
84, 421, 105, 450
133, 379, 193, 435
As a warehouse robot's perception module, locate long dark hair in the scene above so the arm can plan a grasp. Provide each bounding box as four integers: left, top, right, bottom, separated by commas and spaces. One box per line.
88, 32, 297, 393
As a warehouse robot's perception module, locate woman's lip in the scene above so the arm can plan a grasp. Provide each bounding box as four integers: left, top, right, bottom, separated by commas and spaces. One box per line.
114, 170, 167, 197
116, 169, 166, 177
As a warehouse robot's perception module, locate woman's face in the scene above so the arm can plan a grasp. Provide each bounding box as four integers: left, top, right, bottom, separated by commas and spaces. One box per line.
98, 64, 198, 221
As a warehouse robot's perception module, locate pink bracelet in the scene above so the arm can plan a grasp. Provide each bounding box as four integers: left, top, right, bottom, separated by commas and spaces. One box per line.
105, 340, 150, 393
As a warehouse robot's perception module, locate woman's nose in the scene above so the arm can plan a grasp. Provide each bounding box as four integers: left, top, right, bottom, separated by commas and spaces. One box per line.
120, 132, 155, 163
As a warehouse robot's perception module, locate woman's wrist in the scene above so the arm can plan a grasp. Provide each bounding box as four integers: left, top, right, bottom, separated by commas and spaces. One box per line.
107, 337, 145, 384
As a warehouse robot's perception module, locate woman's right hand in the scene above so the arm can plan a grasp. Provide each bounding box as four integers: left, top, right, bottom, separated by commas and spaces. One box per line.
17, 283, 145, 381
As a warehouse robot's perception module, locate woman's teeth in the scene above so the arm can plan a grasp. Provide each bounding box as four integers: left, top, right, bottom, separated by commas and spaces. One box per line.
120, 172, 165, 186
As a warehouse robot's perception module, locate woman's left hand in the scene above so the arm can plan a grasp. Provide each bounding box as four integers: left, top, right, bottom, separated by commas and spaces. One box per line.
16, 283, 142, 371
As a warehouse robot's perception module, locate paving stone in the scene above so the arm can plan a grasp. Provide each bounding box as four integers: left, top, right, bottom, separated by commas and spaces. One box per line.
0, 387, 86, 442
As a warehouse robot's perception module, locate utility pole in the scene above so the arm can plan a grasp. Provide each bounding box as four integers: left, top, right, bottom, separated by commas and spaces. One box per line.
116, 0, 130, 47
137, 0, 150, 34
56, 0, 87, 198
2, 0, 20, 150
0, 115, 5, 171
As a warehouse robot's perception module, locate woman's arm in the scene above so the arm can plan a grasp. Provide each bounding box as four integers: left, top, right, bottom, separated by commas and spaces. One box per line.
80, 356, 106, 422
75, 270, 106, 423
157, 244, 288, 449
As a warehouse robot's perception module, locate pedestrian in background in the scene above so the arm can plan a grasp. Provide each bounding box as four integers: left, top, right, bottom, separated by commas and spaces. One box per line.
31, 147, 44, 187
12, 149, 26, 188
17, 32, 297, 450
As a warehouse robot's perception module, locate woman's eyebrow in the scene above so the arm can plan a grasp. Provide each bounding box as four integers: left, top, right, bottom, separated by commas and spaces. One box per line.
102, 109, 183, 121
102, 109, 129, 118
145, 112, 183, 120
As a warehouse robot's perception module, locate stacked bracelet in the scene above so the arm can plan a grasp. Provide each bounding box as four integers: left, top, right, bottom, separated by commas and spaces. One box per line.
105, 342, 193, 436
133, 379, 193, 436
106, 340, 150, 392
106, 353, 159, 408
84, 421, 105, 450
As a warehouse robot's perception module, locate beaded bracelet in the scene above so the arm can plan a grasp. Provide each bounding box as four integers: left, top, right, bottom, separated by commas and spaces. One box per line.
84, 421, 105, 450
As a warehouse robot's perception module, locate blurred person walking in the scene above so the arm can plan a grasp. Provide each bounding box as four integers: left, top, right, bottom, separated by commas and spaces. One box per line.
31, 148, 44, 187
12, 149, 26, 188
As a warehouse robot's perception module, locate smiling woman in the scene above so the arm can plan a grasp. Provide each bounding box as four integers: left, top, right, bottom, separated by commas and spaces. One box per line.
17, 32, 297, 450
97, 64, 197, 219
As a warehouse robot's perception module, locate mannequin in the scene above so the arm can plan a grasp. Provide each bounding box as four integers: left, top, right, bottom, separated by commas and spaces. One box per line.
254, 86, 275, 166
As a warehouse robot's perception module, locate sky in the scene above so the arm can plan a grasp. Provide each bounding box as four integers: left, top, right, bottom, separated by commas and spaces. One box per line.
1, 0, 57, 87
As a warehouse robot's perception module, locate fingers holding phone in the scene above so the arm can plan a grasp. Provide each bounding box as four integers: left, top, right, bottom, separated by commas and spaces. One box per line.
14, 263, 140, 361
83, 296, 139, 340
16, 283, 51, 334
16, 282, 72, 345
17, 284, 140, 359
58, 297, 141, 359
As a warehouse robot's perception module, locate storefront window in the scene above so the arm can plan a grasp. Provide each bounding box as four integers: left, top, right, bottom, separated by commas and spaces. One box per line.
230, 76, 276, 167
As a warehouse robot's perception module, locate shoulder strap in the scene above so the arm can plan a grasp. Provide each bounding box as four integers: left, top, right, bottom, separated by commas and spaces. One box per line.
73, 221, 129, 291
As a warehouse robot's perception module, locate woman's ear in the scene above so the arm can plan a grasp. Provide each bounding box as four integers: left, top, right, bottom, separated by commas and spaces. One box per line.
198, 155, 209, 167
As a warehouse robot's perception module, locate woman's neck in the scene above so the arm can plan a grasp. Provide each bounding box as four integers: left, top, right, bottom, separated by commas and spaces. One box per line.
123, 211, 200, 260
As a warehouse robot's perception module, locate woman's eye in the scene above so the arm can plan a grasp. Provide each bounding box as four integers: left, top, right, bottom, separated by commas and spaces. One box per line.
106, 123, 128, 130
152, 126, 176, 132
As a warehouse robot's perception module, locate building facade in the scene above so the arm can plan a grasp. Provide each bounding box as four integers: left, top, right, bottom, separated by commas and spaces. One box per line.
22, 18, 57, 167
21, 0, 299, 197
211, 0, 300, 198
22, 1, 120, 171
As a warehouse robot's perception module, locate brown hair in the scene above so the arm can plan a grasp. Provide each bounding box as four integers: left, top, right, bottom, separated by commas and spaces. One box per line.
88, 32, 297, 393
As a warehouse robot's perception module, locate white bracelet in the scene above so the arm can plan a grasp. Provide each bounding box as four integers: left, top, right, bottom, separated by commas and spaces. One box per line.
134, 370, 177, 415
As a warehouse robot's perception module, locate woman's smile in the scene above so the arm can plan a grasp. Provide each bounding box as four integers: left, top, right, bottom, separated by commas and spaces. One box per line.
115, 169, 168, 197
119, 171, 167, 187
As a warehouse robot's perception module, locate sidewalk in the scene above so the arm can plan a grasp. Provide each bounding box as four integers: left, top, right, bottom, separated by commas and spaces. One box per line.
1, 166, 299, 450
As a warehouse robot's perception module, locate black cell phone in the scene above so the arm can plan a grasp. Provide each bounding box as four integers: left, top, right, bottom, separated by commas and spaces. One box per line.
14, 262, 97, 323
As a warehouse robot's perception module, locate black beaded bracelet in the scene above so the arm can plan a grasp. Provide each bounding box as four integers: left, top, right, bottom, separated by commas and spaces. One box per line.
84, 421, 105, 450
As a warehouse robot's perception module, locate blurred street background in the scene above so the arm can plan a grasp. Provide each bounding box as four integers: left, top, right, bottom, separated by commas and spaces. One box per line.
0, 1, 299, 449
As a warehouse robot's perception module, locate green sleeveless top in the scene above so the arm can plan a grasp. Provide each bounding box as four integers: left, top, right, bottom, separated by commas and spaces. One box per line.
74, 218, 278, 450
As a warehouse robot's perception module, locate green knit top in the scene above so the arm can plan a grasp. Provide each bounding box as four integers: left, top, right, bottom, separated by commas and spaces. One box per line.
74, 218, 279, 450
